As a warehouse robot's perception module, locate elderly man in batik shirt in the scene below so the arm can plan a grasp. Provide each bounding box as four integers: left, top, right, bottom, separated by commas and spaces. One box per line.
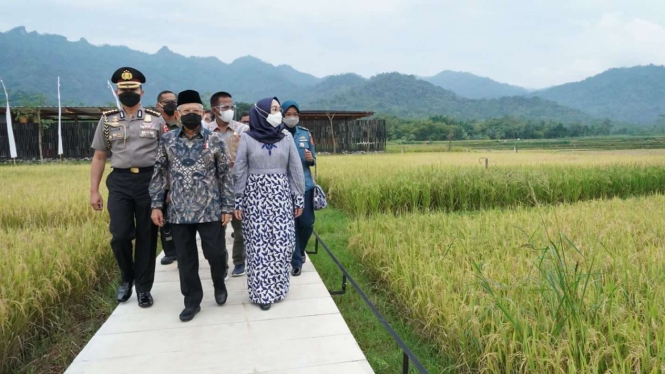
149, 90, 233, 322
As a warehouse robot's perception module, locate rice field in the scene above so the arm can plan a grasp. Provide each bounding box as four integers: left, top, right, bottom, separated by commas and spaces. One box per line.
386, 136, 665, 153
0, 165, 114, 372
3, 148, 665, 373
317, 150, 665, 216
313, 149, 665, 373
346, 196, 665, 373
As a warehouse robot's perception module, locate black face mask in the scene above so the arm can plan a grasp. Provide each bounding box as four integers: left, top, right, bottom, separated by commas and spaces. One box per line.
181, 113, 202, 129
163, 103, 177, 116
118, 92, 141, 107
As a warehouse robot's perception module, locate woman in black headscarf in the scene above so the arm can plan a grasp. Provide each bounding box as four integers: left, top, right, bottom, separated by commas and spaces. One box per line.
233, 97, 305, 310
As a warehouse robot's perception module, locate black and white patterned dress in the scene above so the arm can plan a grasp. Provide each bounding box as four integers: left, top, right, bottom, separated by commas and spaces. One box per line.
234, 132, 305, 304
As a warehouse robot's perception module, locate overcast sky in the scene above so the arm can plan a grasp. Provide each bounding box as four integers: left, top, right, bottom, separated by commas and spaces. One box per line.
2, 0, 665, 89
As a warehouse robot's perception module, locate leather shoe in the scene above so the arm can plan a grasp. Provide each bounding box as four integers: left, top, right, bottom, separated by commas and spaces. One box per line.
214, 286, 228, 305
160, 256, 176, 265
117, 282, 133, 303
259, 303, 271, 311
291, 267, 302, 277
137, 292, 153, 308
179, 306, 201, 322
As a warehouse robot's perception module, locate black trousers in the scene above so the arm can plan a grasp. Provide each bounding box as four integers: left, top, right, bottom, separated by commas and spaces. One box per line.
106, 170, 158, 293
160, 200, 176, 258
171, 221, 227, 308
291, 189, 315, 268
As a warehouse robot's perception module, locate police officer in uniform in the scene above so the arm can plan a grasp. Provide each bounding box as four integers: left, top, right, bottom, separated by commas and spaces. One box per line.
281, 100, 317, 276
90, 67, 165, 307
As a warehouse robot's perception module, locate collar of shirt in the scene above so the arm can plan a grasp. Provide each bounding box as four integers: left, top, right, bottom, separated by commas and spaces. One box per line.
165, 119, 179, 129
177, 126, 207, 140
119, 106, 146, 121
209, 119, 243, 133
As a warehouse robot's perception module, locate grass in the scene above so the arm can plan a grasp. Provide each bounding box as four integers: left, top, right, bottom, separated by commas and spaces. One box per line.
346, 195, 665, 373
318, 151, 665, 216
309, 209, 454, 373
0, 165, 116, 374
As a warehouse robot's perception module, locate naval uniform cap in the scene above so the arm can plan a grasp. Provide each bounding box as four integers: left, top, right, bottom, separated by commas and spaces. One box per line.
111, 67, 146, 89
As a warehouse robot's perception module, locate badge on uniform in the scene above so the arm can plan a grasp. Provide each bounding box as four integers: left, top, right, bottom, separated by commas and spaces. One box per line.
140, 130, 157, 138
300, 142, 305, 148
144, 114, 152, 123
110, 131, 124, 140
140, 122, 157, 130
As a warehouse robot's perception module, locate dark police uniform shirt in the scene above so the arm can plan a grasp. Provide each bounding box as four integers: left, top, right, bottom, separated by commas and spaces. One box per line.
292, 126, 317, 191
149, 127, 234, 224
91, 107, 166, 168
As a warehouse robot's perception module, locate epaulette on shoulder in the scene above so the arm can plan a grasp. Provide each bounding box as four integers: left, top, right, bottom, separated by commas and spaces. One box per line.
145, 108, 162, 117
297, 125, 310, 132
281, 129, 291, 137
102, 109, 120, 116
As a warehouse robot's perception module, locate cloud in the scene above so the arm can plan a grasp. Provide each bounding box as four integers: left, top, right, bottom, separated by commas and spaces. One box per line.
519, 12, 665, 87
2, 1, 665, 88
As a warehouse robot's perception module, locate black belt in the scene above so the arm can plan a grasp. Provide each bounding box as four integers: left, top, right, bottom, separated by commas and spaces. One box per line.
113, 166, 154, 174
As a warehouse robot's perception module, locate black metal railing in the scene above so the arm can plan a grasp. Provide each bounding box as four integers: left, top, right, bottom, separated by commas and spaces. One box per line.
307, 231, 429, 374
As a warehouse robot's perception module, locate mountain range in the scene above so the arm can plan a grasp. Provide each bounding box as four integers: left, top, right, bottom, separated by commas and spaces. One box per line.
2, 26, 665, 124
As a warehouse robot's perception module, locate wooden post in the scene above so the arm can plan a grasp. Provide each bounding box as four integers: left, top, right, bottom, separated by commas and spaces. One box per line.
326, 112, 337, 154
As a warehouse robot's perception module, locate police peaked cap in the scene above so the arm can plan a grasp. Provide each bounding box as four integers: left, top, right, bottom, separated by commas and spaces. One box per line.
111, 67, 146, 89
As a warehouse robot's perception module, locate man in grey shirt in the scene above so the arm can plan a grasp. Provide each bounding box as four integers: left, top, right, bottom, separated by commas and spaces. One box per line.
89, 67, 165, 308
207, 91, 249, 278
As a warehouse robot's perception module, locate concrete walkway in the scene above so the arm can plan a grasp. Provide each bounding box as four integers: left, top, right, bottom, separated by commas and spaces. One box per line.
66, 229, 373, 374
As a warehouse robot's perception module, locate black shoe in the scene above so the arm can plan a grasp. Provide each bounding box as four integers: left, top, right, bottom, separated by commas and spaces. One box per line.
214, 286, 228, 305
259, 303, 271, 311
291, 267, 302, 277
179, 306, 201, 322
302, 254, 306, 263
160, 256, 176, 265
117, 282, 133, 303
137, 292, 153, 308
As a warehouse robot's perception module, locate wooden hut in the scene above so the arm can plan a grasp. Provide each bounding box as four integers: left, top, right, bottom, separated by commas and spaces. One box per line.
0, 107, 386, 159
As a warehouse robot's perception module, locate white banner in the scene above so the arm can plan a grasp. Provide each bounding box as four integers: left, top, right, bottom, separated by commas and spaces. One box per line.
57, 76, 63, 155
0, 79, 17, 159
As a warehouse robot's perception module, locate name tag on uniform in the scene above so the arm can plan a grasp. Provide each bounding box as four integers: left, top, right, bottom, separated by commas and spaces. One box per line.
109, 128, 125, 140
140, 122, 158, 130
140, 130, 157, 138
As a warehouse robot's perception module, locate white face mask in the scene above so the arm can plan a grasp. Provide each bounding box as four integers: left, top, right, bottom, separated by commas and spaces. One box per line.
283, 117, 299, 128
219, 109, 234, 123
267, 112, 283, 127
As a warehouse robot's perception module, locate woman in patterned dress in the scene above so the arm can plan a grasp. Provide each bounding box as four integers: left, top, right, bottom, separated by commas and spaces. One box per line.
233, 97, 305, 310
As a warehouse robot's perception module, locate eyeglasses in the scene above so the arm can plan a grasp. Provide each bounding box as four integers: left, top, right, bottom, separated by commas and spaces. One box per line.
284, 114, 299, 119
179, 109, 205, 115
216, 104, 236, 111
